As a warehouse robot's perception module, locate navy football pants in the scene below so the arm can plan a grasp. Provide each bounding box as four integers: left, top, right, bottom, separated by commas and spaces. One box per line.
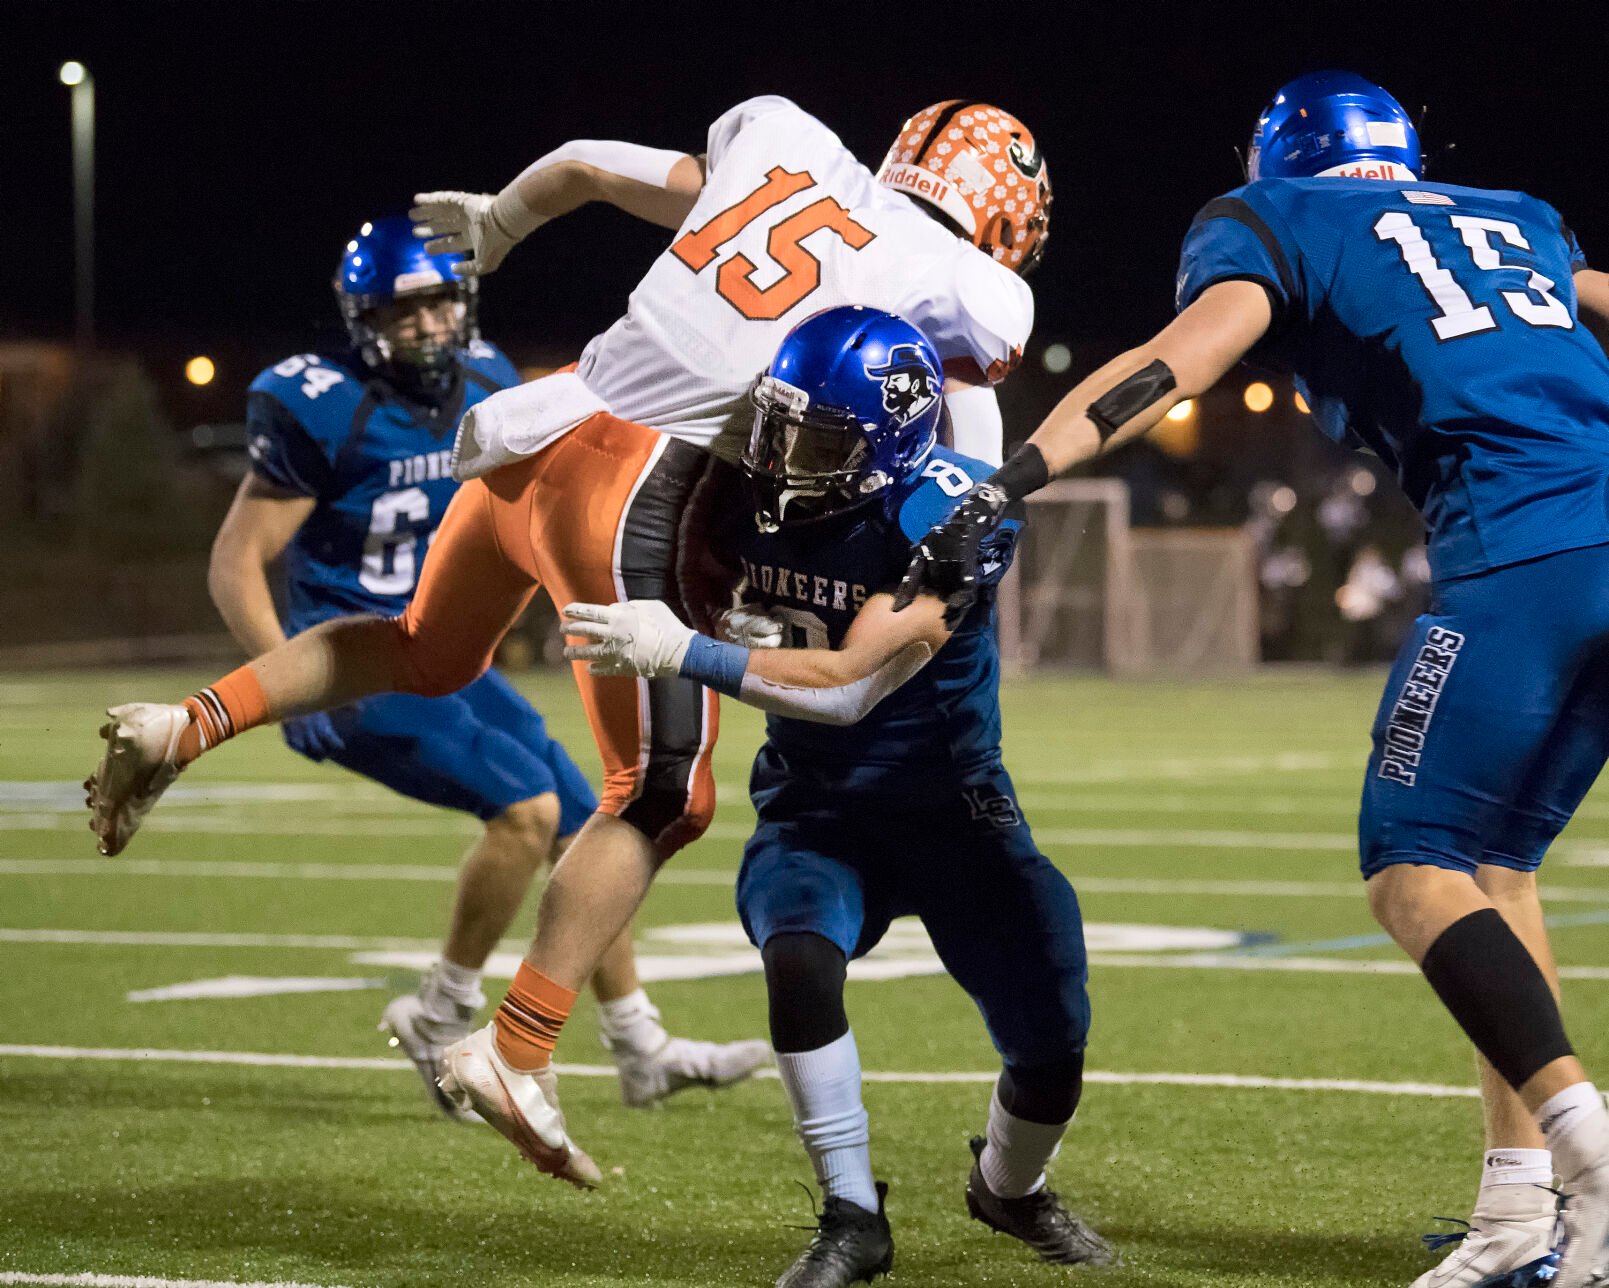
290, 667, 597, 832
1361, 542, 1609, 879
737, 747, 1091, 1070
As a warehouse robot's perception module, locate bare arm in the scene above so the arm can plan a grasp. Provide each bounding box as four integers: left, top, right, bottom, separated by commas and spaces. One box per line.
1574, 267, 1609, 351
735, 593, 949, 726
207, 475, 315, 656
1026, 280, 1274, 476
892, 280, 1273, 622
562, 593, 955, 727
509, 148, 706, 231
744, 593, 952, 691
413, 143, 706, 275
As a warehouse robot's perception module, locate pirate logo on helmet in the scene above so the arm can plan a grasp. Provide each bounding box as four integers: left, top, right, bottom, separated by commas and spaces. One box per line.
865, 344, 939, 426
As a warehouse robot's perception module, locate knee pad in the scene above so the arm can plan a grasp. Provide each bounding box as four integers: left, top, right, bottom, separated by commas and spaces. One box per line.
1000, 1052, 1086, 1126
614, 776, 715, 859
761, 933, 849, 1054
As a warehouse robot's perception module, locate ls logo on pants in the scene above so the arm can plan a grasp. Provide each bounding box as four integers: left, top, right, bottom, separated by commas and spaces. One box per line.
1378, 626, 1466, 786
964, 786, 1023, 829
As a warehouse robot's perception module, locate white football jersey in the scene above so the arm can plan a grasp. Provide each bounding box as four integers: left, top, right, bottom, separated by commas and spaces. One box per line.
576, 96, 1033, 464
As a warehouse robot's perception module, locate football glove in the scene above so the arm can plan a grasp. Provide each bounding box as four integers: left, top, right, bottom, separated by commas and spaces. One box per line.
561, 600, 695, 679
891, 481, 1010, 629
410, 188, 545, 278
716, 606, 785, 650
282, 710, 345, 761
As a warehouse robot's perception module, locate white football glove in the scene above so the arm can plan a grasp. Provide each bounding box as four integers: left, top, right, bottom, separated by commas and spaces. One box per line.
717, 606, 785, 650
410, 188, 545, 277
562, 601, 695, 679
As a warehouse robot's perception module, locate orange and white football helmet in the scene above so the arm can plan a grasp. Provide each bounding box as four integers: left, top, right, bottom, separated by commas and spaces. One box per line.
877, 101, 1052, 275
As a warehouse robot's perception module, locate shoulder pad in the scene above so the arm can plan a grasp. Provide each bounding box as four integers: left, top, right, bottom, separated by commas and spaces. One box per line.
705, 96, 813, 168
462, 340, 521, 389
896, 450, 988, 543
249, 353, 364, 417
949, 252, 1033, 384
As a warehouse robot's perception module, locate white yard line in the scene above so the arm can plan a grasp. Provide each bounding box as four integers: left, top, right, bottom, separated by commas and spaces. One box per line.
0, 1276, 350, 1288
0, 859, 738, 885
0, 929, 449, 950
1007, 753, 1343, 784
0, 1043, 1479, 1099
10, 927, 1609, 981
5, 865, 1609, 904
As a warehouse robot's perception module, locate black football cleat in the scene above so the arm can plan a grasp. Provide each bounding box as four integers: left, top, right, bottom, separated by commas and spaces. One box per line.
965, 1136, 1114, 1267
776, 1182, 894, 1287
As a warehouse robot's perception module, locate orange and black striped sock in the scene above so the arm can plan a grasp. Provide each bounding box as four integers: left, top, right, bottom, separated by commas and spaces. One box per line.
176, 665, 271, 765
494, 962, 578, 1072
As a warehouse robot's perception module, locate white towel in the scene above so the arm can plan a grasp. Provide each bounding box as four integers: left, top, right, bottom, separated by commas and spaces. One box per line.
450, 371, 611, 481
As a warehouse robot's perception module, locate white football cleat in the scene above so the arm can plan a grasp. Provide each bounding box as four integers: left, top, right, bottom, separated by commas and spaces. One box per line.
1555, 1154, 1609, 1288
606, 1033, 773, 1109
85, 702, 189, 856
436, 1023, 602, 1189
379, 991, 479, 1123
1411, 1185, 1560, 1288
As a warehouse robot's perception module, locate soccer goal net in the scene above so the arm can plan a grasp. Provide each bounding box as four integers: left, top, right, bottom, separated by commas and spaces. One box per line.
996, 479, 1259, 673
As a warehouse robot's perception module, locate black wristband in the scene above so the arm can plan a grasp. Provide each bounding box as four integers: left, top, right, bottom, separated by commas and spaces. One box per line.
988, 443, 1051, 504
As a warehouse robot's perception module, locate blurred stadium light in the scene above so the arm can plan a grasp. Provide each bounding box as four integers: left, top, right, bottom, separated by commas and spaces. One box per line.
59, 62, 94, 348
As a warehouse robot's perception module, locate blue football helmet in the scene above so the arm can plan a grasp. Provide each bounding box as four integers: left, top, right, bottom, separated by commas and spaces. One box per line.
744, 306, 942, 531
1248, 71, 1420, 181
332, 215, 478, 395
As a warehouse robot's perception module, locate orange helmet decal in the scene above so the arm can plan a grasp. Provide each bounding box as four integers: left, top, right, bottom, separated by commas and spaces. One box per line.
877, 101, 1052, 275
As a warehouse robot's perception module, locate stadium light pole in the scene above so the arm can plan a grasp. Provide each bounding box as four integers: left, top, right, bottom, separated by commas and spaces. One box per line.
59, 61, 94, 349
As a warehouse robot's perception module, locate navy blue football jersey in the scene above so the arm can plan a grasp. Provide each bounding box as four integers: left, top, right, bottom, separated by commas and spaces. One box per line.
246, 342, 520, 630
1177, 177, 1609, 579
731, 447, 1020, 786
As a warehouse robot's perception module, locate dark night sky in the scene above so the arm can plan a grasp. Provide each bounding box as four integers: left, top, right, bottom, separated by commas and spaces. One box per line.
7, 0, 1609, 405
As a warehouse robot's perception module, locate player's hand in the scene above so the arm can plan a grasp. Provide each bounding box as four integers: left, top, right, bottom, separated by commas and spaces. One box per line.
891, 481, 1010, 629
717, 606, 785, 650
561, 600, 695, 679
410, 191, 523, 277
282, 711, 345, 762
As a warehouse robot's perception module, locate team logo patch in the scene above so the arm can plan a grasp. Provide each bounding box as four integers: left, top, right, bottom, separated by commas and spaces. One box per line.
1007, 134, 1044, 179
865, 344, 939, 426
1378, 626, 1465, 786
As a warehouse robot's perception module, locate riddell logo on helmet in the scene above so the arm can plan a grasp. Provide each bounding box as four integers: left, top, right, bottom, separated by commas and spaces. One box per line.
878, 162, 979, 236
882, 163, 953, 203
1316, 160, 1415, 180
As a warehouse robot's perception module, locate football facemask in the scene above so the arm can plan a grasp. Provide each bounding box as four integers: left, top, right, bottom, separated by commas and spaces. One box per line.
743, 376, 882, 531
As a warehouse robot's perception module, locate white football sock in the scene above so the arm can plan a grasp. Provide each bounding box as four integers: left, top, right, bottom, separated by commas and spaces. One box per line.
1537, 1082, 1609, 1184
980, 1085, 1068, 1199
422, 959, 484, 1019
775, 1030, 878, 1214
598, 988, 670, 1056
1478, 1147, 1554, 1194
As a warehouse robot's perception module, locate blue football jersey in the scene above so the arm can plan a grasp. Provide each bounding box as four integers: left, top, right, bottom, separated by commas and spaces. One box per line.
1177, 177, 1609, 579
731, 447, 1020, 786
246, 342, 520, 630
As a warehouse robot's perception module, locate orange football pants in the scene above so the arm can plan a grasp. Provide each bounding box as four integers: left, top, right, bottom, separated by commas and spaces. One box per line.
393, 412, 720, 859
